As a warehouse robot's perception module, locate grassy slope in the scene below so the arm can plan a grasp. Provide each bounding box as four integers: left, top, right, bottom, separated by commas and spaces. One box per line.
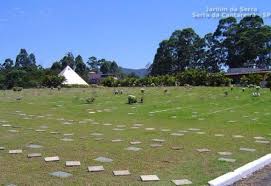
0, 87, 270, 185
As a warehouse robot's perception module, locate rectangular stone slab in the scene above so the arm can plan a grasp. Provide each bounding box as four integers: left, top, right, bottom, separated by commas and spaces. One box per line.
172, 179, 193, 185
140, 175, 160, 181
88, 166, 104, 172
9, 149, 22, 154
44, 156, 59, 162
28, 153, 42, 158
218, 152, 232, 156
171, 133, 184, 136
66, 161, 81, 166
197, 148, 210, 153
130, 141, 141, 145
126, 146, 142, 151
94, 156, 113, 163
240, 147, 256, 152
255, 140, 270, 144
113, 170, 131, 176
152, 139, 165, 142
49, 171, 72, 178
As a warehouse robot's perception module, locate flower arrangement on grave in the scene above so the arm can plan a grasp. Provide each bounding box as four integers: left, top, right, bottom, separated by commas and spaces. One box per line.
128, 95, 137, 104
86, 97, 95, 104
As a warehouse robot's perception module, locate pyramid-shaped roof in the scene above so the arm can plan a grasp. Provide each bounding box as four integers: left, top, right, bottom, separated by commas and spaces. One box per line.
58, 66, 88, 85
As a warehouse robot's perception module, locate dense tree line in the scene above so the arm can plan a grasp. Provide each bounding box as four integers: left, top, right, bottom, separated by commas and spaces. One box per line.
0, 49, 124, 89
149, 16, 271, 76
101, 69, 231, 87
1, 16, 270, 89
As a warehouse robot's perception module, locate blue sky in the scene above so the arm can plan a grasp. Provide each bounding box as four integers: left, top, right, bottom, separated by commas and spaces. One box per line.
0, 0, 271, 69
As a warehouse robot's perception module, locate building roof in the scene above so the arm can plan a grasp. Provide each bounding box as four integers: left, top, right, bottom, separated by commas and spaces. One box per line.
225, 68, 271, 76
59, 66, 89, 85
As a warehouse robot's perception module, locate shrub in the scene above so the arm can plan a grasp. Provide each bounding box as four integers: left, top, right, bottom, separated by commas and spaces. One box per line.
86, 97, 95, 104
13, 86, 23, 91
247, 74, 263, 85
128, 95, 137, 104
42, 75, 65, 88
240, 75, 249, 86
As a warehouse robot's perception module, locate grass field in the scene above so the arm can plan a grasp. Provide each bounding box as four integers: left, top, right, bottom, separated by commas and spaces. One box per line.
0, 87, 271, 185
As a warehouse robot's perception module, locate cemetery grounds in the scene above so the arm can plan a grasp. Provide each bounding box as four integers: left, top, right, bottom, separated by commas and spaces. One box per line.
0, 87, 270, 185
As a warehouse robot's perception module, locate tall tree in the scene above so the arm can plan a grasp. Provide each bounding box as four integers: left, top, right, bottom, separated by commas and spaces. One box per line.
202, 33, 221, 72
50, 61, 62, 72
100, 61, 111, 74
87, 56, 100, 71
28, 53, 37, 67
1, 58, 14, 70
60, 52, 75, 69
110, 61, 119, 74
150, 40, 173, 75
237, 16, 271, 68
15, 49, 30, 67
74, 55, 87, 77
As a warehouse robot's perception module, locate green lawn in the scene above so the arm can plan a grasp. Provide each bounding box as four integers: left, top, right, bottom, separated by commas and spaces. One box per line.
0, 87, 271, 185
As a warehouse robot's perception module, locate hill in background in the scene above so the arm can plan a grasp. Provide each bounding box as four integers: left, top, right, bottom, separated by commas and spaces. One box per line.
120, 67, 148, 77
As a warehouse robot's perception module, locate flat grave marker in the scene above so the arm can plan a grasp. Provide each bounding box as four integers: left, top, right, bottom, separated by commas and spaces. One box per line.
171, 179, 193, 185
126, 146, 142, 151
88, 165, 104, 172
218, 152, 232, 156
140, 175, 160, 182
26, 144, 43, 149
214, 134, 224, 137
150, 144, 163, 148
197, 148, 210, 153
66, 161, 81, 167
94, 156, 113, 163
171, 133, 184, 136
113, 170, 131, 176
130, 141, 141, 145
9, 150, 22, 154
49, 171, 72, 178
44, 156, 59, 162
27, 153, 42, 158
255, 140, 270, 144
240, 147, 256, 152
151, 139, 165, 143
